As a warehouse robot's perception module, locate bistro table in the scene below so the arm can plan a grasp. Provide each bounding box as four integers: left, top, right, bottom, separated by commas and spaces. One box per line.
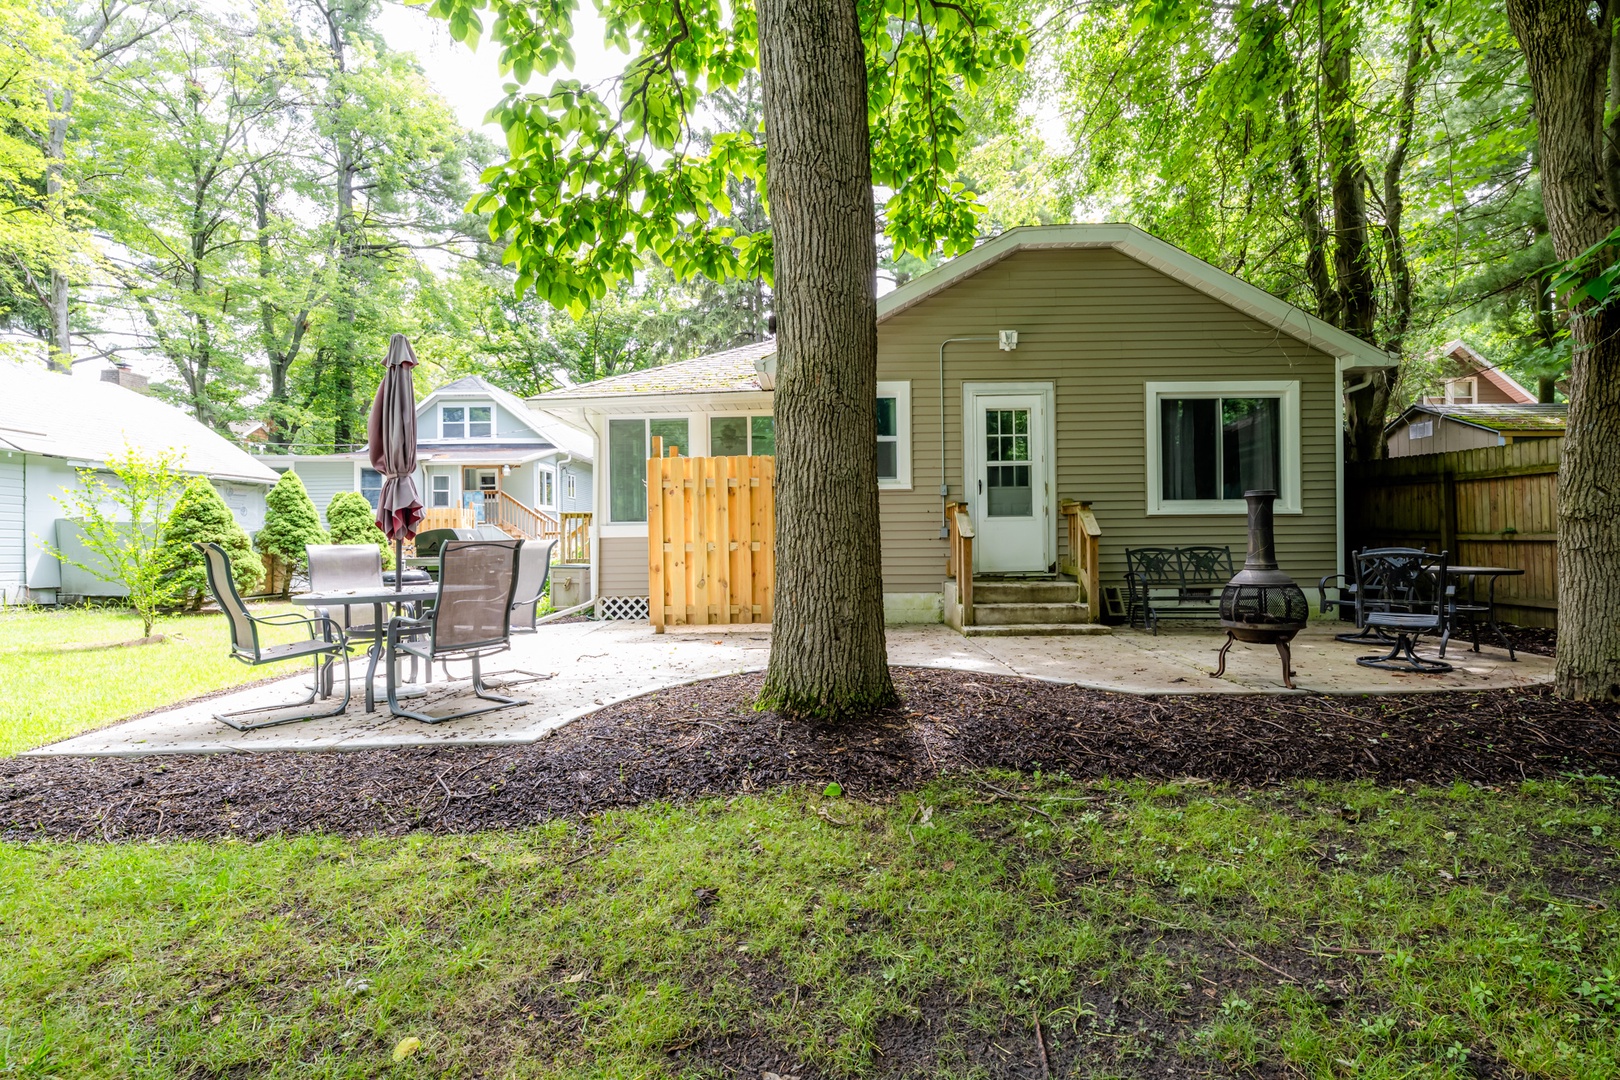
1443, 565, 1524, 661
293, 584, 439, 712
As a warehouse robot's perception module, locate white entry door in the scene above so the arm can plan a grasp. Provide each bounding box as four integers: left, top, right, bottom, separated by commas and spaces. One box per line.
966, 385, 1052, 573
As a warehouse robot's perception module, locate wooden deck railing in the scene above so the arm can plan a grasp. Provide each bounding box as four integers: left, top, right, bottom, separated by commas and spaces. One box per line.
484, 491, 559, 541
1060, 499, 1102, 623
419, 506, 476, 532
945, 500, 975, 627
559, 512, 591, 563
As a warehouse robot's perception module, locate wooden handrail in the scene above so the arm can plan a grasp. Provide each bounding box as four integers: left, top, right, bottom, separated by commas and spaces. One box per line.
946, 500, 974, 627
1060, 499, 1102, 623
484, 490, 559, 541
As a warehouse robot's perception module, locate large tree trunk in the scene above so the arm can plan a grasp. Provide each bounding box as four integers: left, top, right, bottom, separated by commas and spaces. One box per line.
1506, 0, 1620, 702
755, 0, 897, 717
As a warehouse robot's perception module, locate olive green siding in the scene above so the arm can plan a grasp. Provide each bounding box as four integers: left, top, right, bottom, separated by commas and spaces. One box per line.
874, 247, 1340, 596
600, 536, 649, 595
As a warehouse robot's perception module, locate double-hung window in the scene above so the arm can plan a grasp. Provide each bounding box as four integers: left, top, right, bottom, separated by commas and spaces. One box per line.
875, 381, 911, 489
709, 414, 776, 456
430, 474, 451, 507
441, 404, 493, 438
608, 417, 688, 523
539, 468, 556, 508
360, 467, 383, 509
1145, 381, 1300, 514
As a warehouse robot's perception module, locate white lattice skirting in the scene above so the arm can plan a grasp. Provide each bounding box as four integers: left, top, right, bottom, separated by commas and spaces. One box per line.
597, 596, 650, 621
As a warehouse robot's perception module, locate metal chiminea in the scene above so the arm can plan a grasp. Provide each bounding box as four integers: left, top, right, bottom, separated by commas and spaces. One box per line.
1215, 489, 1311, 688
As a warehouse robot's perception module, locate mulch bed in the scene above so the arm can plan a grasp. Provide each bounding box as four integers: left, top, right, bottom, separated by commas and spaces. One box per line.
3, 668, 1617, 843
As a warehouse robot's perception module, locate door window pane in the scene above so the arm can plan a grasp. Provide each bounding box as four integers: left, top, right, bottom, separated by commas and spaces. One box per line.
442, 406, 464, 439
711, 416, 749, 456
985, 408, 1033, 517
609, 419, 647, 522
1160, 398, 1219, 501
469, 406, 492, 438
750, 415, 775, 456
1221, 397, 1280, 499
648, 418, 689, 458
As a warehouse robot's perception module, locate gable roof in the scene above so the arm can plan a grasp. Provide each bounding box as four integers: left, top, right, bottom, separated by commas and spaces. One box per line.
0, 363, 278, 485
1437, 341, 1538, 404
877, 224, 1398, 372
533, 339, 778, 404
417, 374, 593, 460
1390, 402, 1567, 435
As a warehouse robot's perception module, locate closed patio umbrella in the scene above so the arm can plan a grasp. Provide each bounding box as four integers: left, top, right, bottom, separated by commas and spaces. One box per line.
368, 333, 424, 590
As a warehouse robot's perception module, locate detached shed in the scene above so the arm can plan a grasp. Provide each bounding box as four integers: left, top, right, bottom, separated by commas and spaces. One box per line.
1385, 403, 1567, 458
0, 364, 277, 604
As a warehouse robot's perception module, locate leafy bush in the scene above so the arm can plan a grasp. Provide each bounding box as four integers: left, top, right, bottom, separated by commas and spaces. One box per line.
256, 472, 327, 594
158, 476, 262, 609
326, 491, 394, 569
45, 448, 189, 637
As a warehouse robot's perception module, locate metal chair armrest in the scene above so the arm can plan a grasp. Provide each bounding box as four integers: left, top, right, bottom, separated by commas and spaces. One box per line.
251, 609, 345, 644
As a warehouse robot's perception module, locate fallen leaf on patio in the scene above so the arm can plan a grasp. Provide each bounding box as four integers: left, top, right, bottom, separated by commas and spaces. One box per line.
392, 1037, 421, 1063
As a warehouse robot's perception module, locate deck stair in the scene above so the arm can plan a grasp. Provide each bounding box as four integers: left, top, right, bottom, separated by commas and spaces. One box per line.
946, 575, 1110, 637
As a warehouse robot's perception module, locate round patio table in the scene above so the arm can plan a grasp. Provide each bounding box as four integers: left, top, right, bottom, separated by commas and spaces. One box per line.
1442, 566, 1524, 661
293, 584, 439, 712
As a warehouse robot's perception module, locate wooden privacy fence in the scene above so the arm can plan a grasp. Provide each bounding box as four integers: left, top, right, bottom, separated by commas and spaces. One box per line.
647, 440, 775, 631
1347, 438, 1561, 627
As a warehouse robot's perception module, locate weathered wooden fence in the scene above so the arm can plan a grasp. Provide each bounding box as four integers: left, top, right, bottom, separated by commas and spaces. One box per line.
1347, 438, 1561, 627
647, 440, 775, 631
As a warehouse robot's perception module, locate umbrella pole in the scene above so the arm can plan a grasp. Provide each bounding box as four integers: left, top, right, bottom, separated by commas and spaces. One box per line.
395, 536, 404, 592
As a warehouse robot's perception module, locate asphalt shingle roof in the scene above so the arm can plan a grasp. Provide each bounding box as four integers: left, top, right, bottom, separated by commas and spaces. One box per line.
0, 364, 279, 484
533, 340, 776, 401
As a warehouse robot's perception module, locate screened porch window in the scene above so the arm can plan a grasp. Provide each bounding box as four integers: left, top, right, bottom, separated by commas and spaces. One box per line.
609, 417, 688, 523
1146, 381, 1299, 514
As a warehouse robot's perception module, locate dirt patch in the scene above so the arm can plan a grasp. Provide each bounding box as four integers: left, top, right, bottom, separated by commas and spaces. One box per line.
1502, 624, 1556, 658
3, 668, 1616, 843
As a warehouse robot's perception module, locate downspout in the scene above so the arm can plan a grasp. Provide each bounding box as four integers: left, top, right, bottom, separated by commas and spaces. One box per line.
937, 336, 1000, 538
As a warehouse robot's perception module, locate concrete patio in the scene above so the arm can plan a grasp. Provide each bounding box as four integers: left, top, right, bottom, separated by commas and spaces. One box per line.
26, 620, 1552, 758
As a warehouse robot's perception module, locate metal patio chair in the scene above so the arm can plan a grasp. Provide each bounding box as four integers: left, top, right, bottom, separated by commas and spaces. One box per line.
1354, 549, 1456, 673
510, 538, 557, 632
1319, 546, 1427, 643
196, 541, 351, 730
383, 538, 529, 723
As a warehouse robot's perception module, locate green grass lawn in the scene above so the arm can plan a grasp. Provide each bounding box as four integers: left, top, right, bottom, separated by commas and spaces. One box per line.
0, 602, 301, 757
3, 775, 1616, 1078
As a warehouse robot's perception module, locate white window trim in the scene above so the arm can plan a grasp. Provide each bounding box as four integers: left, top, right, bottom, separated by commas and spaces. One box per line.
1144, 380, 1302, 516
707, 412, 775, 456
876, 380, 912, 491
538, 466, 556, 508
430, 473, 452, 507
468, 404, 493, 438
565, 471, 576, 500
1445, 377, 1477, 405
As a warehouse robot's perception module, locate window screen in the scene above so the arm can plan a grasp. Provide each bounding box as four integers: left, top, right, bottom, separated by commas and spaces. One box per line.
1160, 396, 1280, 502
876, 397, 899, 480
750, 415, 775, 456
608, 419, 647, 522
711, 416, 749, 456
469, 406, 492, 437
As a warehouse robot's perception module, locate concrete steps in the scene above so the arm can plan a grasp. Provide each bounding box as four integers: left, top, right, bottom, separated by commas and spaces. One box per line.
946, 576, 1110, 636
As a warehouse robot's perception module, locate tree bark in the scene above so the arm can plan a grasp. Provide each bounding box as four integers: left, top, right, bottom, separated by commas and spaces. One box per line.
1506, 0, 1620, 702
755, 0, 897, 717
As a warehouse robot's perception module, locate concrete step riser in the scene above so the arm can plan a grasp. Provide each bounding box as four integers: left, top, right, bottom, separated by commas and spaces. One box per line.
973, 603, 1092, 626
972, 583, 1080, 605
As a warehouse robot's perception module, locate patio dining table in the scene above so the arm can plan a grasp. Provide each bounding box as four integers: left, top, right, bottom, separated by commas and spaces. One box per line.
293, 584, 439, 712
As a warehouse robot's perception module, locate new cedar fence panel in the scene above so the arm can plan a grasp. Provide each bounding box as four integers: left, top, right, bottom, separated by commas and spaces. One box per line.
647, 441, 775, 631
1346, 438, 1560, 627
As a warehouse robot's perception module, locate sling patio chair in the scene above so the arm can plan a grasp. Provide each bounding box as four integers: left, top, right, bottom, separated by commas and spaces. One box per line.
383, 538, 529, 723
1354, 549, 1456, 674
510, 538, 557, 632
196, 541, 352, 730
